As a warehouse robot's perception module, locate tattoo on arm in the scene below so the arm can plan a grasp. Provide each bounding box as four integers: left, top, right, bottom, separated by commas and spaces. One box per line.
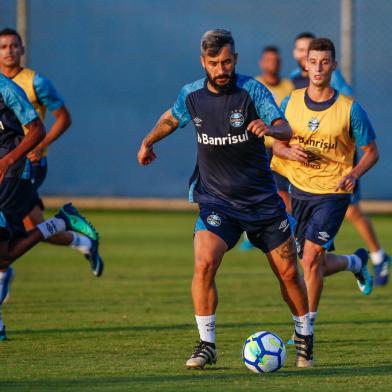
144, 111, 179, 147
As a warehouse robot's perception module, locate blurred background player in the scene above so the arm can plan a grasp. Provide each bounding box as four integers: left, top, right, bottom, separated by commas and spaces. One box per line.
240, 45, 293, 250
0, 28, 104, 290
0, 73, 100, 340
290, 32, 353, 95
272, 38, 378, 336
255, 46, 294, 106
288, 32, 390, 285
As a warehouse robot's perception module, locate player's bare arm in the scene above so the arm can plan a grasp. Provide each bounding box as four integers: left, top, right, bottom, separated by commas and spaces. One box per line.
247, 118, 292, 141
272, 140, 308, 163
28, 106, 72, 162
336, 140, 379, 192
0, 118, 45, 182
137, 109, 179, 166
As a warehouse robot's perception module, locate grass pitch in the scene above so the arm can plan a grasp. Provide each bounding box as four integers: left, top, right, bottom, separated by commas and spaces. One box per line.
1, 210, 391, 391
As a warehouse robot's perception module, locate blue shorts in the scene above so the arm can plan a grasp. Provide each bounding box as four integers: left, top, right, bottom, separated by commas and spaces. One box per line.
272, 171, 290, 192
292, 195, 350, 258
0, 178, 36, 241
29, 157, 47, 211
350, 180, 361, 205
31, 157, 47, 190
195, 201, 291, 253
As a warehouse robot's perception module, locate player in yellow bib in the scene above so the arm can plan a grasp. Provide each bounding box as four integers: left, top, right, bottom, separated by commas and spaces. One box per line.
271, 38, 379, 339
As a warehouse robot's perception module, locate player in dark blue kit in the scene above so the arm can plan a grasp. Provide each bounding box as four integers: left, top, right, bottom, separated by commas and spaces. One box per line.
0, 74, 99, 340
138, 30, 314, 369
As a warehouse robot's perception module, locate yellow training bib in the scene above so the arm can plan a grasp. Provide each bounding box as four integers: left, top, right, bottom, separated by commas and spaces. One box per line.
13, 68, 48, 156
271, 88, 355, 194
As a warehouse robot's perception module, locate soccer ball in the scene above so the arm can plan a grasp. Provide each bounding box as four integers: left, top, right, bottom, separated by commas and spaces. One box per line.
242, 331, 286, 373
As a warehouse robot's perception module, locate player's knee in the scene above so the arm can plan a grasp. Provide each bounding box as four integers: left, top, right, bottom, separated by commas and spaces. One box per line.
279, 263, 299, 285
194, 254, 219, 280
301, 253, 322, 276
345, 205, 362, 222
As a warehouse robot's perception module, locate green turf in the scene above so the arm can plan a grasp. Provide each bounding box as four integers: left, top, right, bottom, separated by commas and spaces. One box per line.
1, 210, 391, 391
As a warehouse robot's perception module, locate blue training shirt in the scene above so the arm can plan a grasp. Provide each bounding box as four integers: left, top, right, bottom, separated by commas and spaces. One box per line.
172, 74, 285, 209
33, 73, 64, 111
0, 74, 38, 178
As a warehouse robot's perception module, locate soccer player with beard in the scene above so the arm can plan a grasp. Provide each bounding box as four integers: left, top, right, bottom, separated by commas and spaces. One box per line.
138, 29, 314, 369
272, 38, 378, 338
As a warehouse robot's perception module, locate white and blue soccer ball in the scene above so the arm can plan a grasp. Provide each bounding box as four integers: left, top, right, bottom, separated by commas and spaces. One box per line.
242, 331, 286, 373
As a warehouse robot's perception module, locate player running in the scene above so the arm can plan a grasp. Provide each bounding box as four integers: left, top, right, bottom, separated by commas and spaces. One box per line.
138, 29, 314, 369
0, 28, 103, 300
288, 32, 390, 286
0, 73, 100, 340
271, 38, 379, 335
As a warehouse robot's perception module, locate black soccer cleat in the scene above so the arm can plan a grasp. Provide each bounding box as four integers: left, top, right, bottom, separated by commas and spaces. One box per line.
294, 331, 314, 368
186, 340, 217, 369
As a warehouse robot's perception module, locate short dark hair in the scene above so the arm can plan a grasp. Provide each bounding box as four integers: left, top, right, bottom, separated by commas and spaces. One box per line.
262, 45, 280, 55
0, 28, 23, 45
201, 29, 235, 56
295, 32, 316, 41
308, 37, 336, 61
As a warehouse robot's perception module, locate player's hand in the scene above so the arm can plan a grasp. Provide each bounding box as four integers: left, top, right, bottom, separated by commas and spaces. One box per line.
0, 158, 11, 184
27, 147, 44, 162
247, 119, 269, 138
335, 173, 357, 192
285, 145, 308, 163
137, 142, 157, 166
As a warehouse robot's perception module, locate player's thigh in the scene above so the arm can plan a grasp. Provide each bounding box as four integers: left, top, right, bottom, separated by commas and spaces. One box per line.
194, 230, 227, 274
23, 205, 45, 230
266, 235, 299, 281
301, 240, 325, 271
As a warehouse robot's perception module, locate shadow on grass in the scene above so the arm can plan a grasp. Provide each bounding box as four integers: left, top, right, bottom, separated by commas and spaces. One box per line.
11, 318, 392, 336
1, 364, 392, 389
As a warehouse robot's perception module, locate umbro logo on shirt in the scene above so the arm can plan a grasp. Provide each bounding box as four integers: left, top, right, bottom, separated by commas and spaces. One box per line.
317, 231, 330, 242
193, 117, 203, 127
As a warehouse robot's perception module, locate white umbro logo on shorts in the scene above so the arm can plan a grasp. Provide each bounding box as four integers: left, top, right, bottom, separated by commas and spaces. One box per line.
207, 214, 221, 227
278, 219, 289, 232
194, 117, 202, 127
317, 231, 330, 242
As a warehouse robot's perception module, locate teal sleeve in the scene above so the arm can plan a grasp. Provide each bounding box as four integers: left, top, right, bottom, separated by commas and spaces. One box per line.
3, 80, 38, 125
350, 102, 376, 147
280, 96, 290, 114
33, 73, 64, 111
172, 79, 205, 128
331, 69, 353, 97
239, 77, 285, 125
